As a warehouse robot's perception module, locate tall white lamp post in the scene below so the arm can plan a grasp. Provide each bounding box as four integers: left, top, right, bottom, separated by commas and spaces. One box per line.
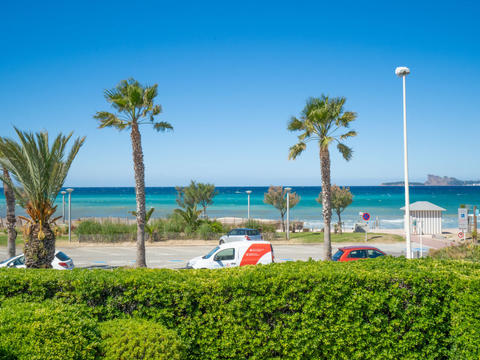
395, 66, 412, 259
61, 191, 67, 224
246, 190, 252, 220
66, 188, 74, 243
285, 187, 292, 240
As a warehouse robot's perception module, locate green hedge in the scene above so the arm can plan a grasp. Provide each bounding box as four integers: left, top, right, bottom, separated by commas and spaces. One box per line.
99, 319, 185, 360
0, 258, 480, 359
0, 299, 100, 360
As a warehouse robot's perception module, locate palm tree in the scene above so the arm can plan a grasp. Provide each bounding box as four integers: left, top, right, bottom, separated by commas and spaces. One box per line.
94, 78, 173, 268
0, 129, 84, 268
130, 207, 155, 242
288, 96, 357, 259
1, 161, 17, 258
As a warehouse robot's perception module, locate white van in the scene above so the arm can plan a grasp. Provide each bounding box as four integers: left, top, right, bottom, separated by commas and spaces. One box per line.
186, 241, 274, 269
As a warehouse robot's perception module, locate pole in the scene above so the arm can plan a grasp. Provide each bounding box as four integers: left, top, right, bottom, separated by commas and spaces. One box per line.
474, 206, 478, 242
420, 221, 423, 258
68, 192, 71, 242
402, 75, 412, 259
285, 187, 291, 240
246, 191, 252, 220
66, 188, 73, 243
286, 193, 290, 240
62, 193, 65, 223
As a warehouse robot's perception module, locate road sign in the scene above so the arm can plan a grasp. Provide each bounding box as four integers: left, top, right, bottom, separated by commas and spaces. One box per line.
458, 208, 468, 230
362, 213, 370, 221
458, 231, 464, 239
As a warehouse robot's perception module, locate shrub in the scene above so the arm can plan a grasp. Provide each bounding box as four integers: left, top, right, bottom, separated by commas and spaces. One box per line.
241, 219, 277, 233
163, 212, 186, 233
429, 244, 480, 261
75, 220, 136, 236
99, 318, 185, 360
197, 222, 213, 239
0, 299, 100, 360
0, 259, 480, 358
209, 221, 224, 233
75, 220, 103, 235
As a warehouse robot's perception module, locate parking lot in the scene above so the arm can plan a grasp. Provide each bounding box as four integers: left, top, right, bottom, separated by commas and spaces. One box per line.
0, 242, 419, 268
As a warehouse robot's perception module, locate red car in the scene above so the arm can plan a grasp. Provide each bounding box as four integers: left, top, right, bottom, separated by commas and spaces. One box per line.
332, 246, 386, 262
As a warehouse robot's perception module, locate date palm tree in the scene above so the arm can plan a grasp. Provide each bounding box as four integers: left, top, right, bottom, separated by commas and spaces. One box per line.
94, 78, 173, 267
0, 159, 17, 258
288, 95, 357, 259
0, 129, 84, 268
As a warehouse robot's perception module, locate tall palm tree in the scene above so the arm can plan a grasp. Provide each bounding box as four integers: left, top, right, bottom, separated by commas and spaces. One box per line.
1, 162, 17, 258
288, 96, 357, 260
0, 129, 84, 268
94, 79, 173, 268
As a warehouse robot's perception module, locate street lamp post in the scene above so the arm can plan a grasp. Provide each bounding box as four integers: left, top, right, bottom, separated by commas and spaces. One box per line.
66, 188, 74, 243
395, 66, 412, 259
61, 191, 66, 224
285, 187, 292, 240
246, 190, 252, 220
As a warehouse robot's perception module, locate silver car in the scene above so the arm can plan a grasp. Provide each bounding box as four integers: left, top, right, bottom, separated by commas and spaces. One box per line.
219, 228, 263, 244
0, 251, 74, 270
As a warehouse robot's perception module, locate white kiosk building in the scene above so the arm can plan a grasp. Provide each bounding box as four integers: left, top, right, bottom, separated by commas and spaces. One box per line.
401, 201, 446, 235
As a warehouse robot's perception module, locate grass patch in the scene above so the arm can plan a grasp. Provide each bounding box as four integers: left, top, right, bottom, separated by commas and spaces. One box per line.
282, 232, 404, 243
0, 233, 24, 247
0, 232, 73, 248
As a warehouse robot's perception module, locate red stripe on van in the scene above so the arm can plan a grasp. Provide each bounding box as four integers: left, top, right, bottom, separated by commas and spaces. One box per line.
240, 244, 271, 266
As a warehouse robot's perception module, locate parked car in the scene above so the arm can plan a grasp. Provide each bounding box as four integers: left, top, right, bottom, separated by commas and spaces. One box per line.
186, 241, 274, 269
332, 246, 386, 262
219, 228, 263, 244
0, 251, 75, 270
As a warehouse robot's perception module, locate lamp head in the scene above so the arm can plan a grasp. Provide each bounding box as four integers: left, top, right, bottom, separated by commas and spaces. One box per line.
246, 190, 252, 195
395, 66, 410, 77
61, 191, 66, 195
285, 187, 292, 192
66, 188, 74, 193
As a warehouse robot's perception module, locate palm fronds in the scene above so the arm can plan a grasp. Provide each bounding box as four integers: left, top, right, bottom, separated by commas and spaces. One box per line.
288, 95, 357, 158
0, 128, 85, 224
94, 78, 173, 131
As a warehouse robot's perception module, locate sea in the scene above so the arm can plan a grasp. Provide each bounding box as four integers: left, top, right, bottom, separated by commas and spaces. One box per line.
1, 186, 479, 230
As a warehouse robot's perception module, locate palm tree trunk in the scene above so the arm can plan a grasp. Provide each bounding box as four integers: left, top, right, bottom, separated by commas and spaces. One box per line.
131, 122, 147, 268
25, 223, 55, 268
2, 168, 16, 258
280, 212, 285, 233
337, 210, 342, 235
320, 148, 332, 260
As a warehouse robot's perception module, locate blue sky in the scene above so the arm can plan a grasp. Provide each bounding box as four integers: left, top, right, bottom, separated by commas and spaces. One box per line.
0, 0, 478, 186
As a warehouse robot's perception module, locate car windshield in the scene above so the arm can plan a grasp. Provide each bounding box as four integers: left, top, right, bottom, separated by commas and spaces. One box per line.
56, 252, 70, 261
203, 246, 220, 259
332, 250, 344, 261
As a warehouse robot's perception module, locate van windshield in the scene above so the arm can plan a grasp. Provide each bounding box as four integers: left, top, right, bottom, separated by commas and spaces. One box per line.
203, 246, 220, 259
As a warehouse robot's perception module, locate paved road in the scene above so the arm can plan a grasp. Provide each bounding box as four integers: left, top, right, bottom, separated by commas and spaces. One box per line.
0, 242, 427, 269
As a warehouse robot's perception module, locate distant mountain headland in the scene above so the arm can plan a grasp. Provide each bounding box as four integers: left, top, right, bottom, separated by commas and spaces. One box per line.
381, 174, 480, 186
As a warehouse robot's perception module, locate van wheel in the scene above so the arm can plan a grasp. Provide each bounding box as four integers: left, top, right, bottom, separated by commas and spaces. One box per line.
219, 240, 224, 245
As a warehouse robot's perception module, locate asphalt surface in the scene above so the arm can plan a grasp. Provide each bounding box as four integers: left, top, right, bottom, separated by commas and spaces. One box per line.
0, 242, 427, 269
